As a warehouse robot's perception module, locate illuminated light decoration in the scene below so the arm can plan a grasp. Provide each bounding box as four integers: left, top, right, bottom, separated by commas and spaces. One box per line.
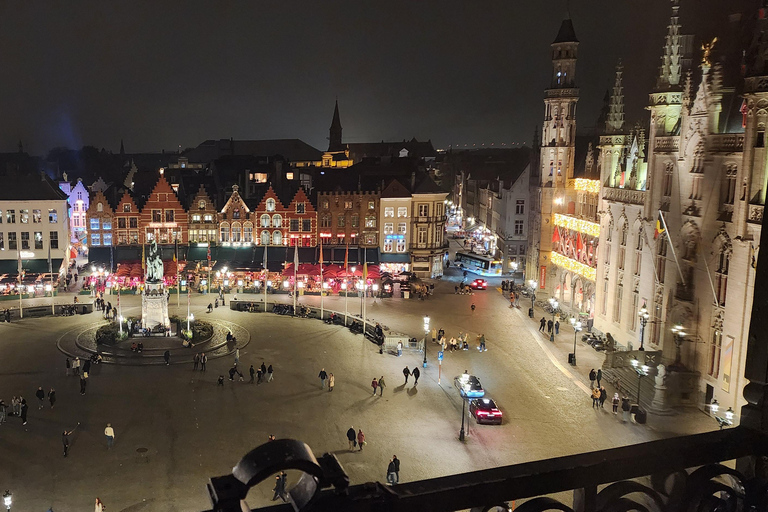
553, 214, 600, 238
574, 178, 601, 194
550, 252, 596, 281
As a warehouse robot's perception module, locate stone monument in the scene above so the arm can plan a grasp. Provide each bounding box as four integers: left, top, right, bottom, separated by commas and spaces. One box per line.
141, 239, 170, 332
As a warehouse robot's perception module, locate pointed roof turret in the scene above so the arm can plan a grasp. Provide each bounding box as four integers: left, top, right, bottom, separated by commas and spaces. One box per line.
553, 19, 578, 44
120, 139, 125, 157
656, 0, 684, 89
328, 100, 344, 152
606, 60, 626, 133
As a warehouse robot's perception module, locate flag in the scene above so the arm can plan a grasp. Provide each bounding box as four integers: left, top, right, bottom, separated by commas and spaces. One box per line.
576, 232, 583, 253
654, 212, 666, 239
47, 243, 52, 275
207, 244, 211, 265
293, 245, 299, 272
142, 242, 146, 270
551, 227, 560, 244
263, 244, 268, 272
173, 239, 178, 262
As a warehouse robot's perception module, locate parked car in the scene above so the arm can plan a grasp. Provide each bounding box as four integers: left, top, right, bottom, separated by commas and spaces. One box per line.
470, 398, 503, 424
454, 373, 485, 398
470, 279, 487, 290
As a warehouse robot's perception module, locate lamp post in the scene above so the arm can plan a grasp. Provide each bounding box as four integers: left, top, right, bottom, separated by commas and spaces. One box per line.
569, 318, 582, 366
459, 395, 467, 441
670, 324, 687, 368
631, 358, 650, 409
3, 490, 11, 511
710, 399, 735, 430
528, 280, 537, 317
638, 302, 650, 351
548, 297, 558, 342
188, 313, 194, 333
423, 315, 430, 368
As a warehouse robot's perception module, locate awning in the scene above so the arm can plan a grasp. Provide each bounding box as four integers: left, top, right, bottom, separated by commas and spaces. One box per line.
88, 247, 112, 265
0, 258, 64, 274
114, 246, 142, 262
380, 253, 411, 263
187, 245, 211, 261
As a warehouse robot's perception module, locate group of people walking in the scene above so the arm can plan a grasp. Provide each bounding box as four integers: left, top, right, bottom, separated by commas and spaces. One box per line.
318, 368, 335, 391
539, 317, 560, 335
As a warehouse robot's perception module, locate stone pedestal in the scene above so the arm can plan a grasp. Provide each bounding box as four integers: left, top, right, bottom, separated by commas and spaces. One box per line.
649, 364, 674, 415
142, 282, 169, 330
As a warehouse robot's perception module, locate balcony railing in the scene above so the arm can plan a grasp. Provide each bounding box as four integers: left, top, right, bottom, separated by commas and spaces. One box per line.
654, 136, 679, 152
709, 134, 745, 153
603, 187, 646, 206
203, 428, 768, 512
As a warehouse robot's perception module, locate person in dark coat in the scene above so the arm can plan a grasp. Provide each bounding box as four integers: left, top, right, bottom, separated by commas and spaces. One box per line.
599, 387, 607, 408
260, 362, 267, 375
387, 458, 398, 485
403, 366, 411, 384
319, 368, 328, 389
346, 426, 356, 451
229, 366, 237, 381
547, 319, 553, 333
35, 387, 45, 409
249, 365, 255, 384
539, 317, 546, 332
412, 367, 421, 385
163, 350, 170, 365
588, 369, 597, 388
596, 368, 603, 388
62, 429, 72, 457
48, 388, 56, 409
272, 472, 287, 502
554, 321, 560, 334
256, 367, 263, 384
20, 399, 28, 425
392, 455, 401, 483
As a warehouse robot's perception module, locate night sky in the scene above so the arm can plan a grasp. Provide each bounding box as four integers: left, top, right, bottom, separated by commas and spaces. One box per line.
0, 0, 757, 155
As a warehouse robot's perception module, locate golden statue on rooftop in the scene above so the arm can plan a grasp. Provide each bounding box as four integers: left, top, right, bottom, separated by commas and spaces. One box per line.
702, 37, 718, 67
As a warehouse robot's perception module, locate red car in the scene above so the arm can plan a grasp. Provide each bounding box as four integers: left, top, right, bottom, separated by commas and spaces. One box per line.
470, 279, 487, 290
469, 398, 503, 424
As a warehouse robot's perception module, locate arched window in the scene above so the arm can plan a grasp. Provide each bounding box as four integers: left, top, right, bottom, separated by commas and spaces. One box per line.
220, 222, 230, 242
260, 214, 270, 228
261, 230, 270, 245
266, 198, 276, 212
243, 222, 253, 243
272, 231, 282, 245
273, 214, 282, 228
231, 222, 242, 242
233, 208, 241, 220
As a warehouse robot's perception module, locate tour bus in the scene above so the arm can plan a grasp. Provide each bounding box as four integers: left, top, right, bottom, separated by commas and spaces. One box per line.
454, 251, 502, 276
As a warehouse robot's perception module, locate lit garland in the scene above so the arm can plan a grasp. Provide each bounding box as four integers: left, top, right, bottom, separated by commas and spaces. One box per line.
550, 252, 597, 281
553, 213, 600, 238
574, 178, 600, 194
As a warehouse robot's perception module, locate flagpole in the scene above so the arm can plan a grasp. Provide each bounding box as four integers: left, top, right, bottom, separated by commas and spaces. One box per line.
319, 237, 324, 320
658, 211, 685, 286
176, 238, 180, 309
362, 247, 367, 337
264, 245, 268, 312
344, 241, 349, 326
293, 246, 298, 316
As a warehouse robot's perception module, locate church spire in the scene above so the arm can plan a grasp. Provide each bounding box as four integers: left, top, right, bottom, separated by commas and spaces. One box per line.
605, 60, 625, 133
656, 0, 683, 89
120, 139, 125, 158
328, 100, 343, 152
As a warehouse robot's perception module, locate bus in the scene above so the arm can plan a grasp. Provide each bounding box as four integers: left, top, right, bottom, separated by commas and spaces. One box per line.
454, 251, 502, 276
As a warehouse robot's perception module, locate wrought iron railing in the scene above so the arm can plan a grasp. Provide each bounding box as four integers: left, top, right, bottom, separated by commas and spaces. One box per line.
202, 428, 768, 512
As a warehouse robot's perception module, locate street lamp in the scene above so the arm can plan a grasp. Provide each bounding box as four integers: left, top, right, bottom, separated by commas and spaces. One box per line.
3, 490, 10, 511
631, 358, 650, 409
188, 312, 194, 333
569, 318, 582, 366
528, 280, 537, 317
670, 324, 687, 368
423, 315, 430, 368
548, 298, 558, 342
638, 302, 650, 351
459, 394, 467, 441
710, 399, 735, 429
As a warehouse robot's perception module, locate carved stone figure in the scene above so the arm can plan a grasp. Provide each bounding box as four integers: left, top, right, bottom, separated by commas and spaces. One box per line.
146, 239, 164, 284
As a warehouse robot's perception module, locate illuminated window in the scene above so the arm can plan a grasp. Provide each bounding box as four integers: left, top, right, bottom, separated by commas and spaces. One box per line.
231, 222, 241, 242
384, 238, 393, 251
91, 233, 100, 246
97, 203, 103, 212
7, 210, 15, 223
220, 223, 230, 242
243, 223, 253, 243
20, 209, 28, 223
296, 202, 305, 214
396, 239, 406, 252
344, 201, 352, 210
192, 214, 201, 222
103, 219, 112, 230
261, 230, 270, 245
286, 172, 294, 180
418, 204, 429, 217
250, 173, 268, 183
398, 222, 407, 234
32, 209, 41, 223
368, 201, 375, 210
8, 232, 16, 250
384, 207, 394, 217
198, 200, 206, 210
365, 215, 376, 228
103, 233, 112, 246
397, 207, 408, 218
272, 231, 282, 245
34, 232, 43, 250
266, 198, 276, 212
123, 204, 131, 212
90, 218, 100, 230
273, 214, 282, 228
261, 214, 270, 228
384, 223, 394, 235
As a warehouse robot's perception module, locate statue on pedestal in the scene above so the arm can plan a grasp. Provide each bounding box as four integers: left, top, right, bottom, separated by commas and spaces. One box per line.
146, 239, 164, 284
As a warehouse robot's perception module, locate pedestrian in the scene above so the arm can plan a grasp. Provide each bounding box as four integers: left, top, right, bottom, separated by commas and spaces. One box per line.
588, 369, 597, 388
104, 423, 115, 448
612, 393, 620, 414
319, 368, 328, 389
249, 365, 255, 383
268, 434, 276, 442
599, 387, 607, 408
547, 319, 553, 333
11, 396, 19, 416
217, 375, 225, 386
392, 455, 400, 483
74, 357, 81, 376
471, 303, 476, 312
201, 352, 207, 371
554, 320, 560, 334
412, 366, 420, 385
357, 429, 365, 451
256, 367, 263, 384
478, 334, 487, 352
377, 376, 386, 396
397, 341, 403, 357
347, 426, 356, 450
267, 364, 274, 382
539, 317, 546, 331
36, 386, 45, 409
95, 497, 105, 512
328, 373, 335, 391
371, 378, 378, 395
80, 375, 87, 395
20, 399, 28, 425
272, 471, 288, 502
164, 350, 170, 365
403, 366, 410, 384
48, 388, 56, 409
62, 429, 72, 457
234, 348, 240, 364
591, 387, 600, 408
596, 368, 603, 388
66, 357, 71, 376
193, 353, 200, 371
387, 458, 398, 485
0, 400, 6, 424
621, 396, 631, 422
261, 361, 267, 376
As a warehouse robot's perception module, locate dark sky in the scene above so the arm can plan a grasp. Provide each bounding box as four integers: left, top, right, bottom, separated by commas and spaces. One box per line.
0, 0, 757, 156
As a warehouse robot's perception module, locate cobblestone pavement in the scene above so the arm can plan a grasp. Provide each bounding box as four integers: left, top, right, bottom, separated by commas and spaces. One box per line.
0, 263, 716, 511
